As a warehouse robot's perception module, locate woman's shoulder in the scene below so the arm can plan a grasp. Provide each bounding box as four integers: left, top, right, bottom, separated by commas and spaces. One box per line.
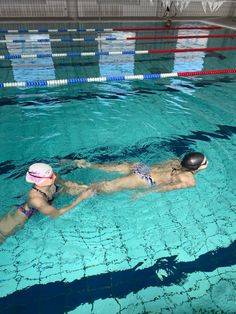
179, 170, 196, 184
153, 159, 181, 170
27, 187, 46, 203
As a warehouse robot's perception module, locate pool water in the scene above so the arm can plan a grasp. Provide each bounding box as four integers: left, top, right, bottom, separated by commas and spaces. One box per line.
0, 21, 236, 314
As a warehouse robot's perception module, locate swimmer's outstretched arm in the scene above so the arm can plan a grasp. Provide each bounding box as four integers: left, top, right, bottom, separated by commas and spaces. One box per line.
31, 189, 94, 218
155, 180, 196, 192
133, 179, 196, 199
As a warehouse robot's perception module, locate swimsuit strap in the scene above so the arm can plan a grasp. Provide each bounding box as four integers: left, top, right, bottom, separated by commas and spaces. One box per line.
144, 175, 155, 187
33, 186, 50, 201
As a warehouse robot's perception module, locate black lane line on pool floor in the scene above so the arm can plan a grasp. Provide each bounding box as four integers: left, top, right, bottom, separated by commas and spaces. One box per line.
0, 237, 235, 313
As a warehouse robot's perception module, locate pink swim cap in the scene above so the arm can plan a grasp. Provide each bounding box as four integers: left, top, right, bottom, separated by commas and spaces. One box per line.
26, 163, 53, 185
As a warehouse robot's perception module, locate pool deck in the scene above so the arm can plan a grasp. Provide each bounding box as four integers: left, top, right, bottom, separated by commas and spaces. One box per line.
0, 17, 235, 33
0, 16, 235, 25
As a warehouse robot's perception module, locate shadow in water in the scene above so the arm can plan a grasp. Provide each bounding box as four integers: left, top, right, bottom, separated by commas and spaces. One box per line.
0, 124, 236, 179
62, 124, 236, 165
0, 238, 235, 313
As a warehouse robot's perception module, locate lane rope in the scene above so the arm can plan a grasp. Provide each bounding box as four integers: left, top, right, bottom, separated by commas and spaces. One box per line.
1, 69, 235, 88
0, 26, 222, 34
0, 46, 235, 60
0, 33, 235, 44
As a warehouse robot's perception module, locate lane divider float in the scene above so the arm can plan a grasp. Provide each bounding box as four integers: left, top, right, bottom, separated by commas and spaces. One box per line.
1, 69, 235, 88
0, 46, 235, 60
0, 26, 222, 34
0, 33, 235, 44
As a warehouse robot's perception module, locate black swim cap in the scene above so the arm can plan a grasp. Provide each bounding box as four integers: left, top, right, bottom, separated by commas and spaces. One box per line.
181, 152, 205, 170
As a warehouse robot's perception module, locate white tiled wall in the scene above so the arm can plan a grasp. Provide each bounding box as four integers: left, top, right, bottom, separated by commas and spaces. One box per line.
0, 0, 68, 17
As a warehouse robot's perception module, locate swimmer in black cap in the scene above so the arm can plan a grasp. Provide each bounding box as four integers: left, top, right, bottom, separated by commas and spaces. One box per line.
61, 151, 208, 196
181, 152, 207, 171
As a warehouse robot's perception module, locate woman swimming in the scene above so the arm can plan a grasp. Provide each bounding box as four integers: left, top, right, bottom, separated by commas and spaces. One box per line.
0, 153, 208, 242
62, 152, 208, 195
0, 163, 91, 243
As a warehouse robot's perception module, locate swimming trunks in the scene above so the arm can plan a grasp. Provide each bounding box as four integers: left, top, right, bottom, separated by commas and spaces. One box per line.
18, 204, 37, 218
133, 163, 155, 187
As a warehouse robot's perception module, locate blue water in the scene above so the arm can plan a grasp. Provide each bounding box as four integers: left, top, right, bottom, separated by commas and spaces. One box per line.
0, 21, 236, 314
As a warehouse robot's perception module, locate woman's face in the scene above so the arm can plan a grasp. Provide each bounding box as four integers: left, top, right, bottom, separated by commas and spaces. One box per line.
198, 157, 208, 171
37, 173, 56, 187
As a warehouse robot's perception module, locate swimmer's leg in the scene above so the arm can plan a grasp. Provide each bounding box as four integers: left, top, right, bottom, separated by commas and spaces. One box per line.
91, 175, 146, 194
60, 159, 134, 174
62, 181, 89, 195
55, 173, 89, 195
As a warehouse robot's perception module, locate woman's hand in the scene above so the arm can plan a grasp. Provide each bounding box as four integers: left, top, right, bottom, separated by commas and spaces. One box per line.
73, 189, 96, 206
80, 189, 96, 199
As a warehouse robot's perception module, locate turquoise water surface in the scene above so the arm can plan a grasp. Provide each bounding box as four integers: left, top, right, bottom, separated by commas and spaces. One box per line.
0, 21, 236, 313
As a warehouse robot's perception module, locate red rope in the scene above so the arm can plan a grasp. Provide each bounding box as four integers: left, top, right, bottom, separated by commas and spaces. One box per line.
128, 34, 236, 40
113, 26, 222, 31
148, 47, 236, 54
178, 69, 236, 77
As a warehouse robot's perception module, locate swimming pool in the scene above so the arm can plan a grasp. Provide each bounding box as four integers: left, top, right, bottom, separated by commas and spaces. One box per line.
0, 20, 236, 313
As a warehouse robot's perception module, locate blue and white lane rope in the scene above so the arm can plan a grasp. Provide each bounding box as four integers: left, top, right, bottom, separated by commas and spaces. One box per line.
1, 33, 236, 44
0, 28, 114, 34
1, 47, 236, 60
0, 37, 120, 44
0, 26, 221, 34
1, 69, 235, 88
0, 50, 148, 60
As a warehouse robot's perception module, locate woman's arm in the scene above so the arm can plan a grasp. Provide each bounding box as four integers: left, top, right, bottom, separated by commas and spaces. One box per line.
132, 177, 196, 199
30, 189, 94, 218
155, 180, 196, 192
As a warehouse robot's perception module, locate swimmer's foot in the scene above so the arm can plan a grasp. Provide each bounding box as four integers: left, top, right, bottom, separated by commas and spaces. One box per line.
74, 159, 91, 168
59, 159, 79, 174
